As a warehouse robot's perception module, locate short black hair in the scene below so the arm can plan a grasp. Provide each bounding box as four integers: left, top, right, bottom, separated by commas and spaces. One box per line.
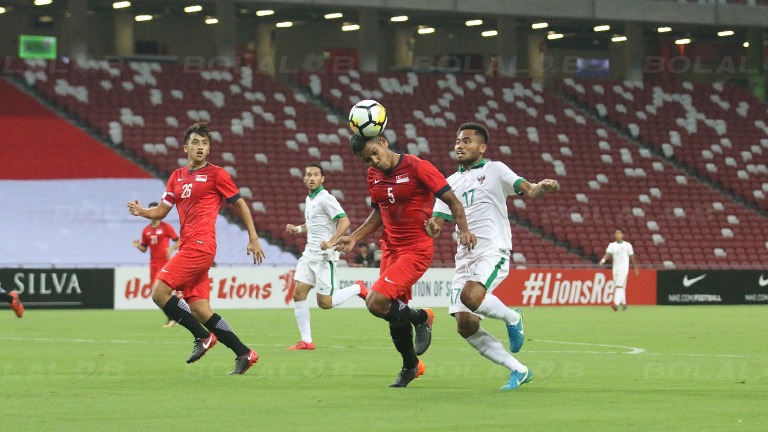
350, 134, 376, 155
149, 202, 159, 208
615, 227, 624, 233
458, 122, 489, 143
184, 122, 212, 144
305, 162, 324, 176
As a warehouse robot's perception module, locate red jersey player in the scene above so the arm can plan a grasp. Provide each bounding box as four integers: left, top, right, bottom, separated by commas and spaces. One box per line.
132, 204, 180, 327
127, 122, 263, 374
334, 133, 476, 387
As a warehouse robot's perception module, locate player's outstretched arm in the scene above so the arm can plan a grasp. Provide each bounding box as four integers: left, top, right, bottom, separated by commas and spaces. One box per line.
322, 216, 351, 250
127, 200, 173, 220
333, 209, 382, 253
438, 191, 476, 250
232, 198, 265, 265
519, 179, 560, 200
424, 217, 446, 238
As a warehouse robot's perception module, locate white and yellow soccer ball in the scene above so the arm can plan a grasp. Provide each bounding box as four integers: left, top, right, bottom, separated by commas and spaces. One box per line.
348, 99, 388, 138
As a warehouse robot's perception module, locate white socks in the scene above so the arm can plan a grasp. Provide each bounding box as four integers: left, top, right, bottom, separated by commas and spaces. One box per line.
476, 294, 520, 326
294, 300, 312, 343
331, 283, 362, 308
614, 287, 626, 306
466, 328, 526, 372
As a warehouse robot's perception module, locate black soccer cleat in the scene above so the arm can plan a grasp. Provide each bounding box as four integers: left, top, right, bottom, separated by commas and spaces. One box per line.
414, 308, 434, 356
389, 360, 426, 388
230, 349, 259, 375
186, 333, 217, 364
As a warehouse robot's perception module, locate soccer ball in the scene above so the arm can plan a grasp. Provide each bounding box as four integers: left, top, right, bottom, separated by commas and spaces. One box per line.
349, 99, 388, 138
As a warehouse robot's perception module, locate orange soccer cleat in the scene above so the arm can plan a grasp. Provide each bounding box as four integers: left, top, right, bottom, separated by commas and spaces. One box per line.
287, 340, 316, 351
9, 291, 24, 318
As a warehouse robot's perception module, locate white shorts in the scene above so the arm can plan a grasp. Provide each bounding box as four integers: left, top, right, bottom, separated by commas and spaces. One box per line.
613, 272, 628, 288
294, 256, 337, 296
448, 250, 510, 316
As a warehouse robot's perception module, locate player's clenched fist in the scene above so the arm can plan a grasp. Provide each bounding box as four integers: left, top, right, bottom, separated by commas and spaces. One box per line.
459, 231, 477, 251
539, 179, 560, 192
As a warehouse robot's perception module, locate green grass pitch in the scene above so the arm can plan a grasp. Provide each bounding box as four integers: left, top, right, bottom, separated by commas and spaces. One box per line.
1, 306, 766, 431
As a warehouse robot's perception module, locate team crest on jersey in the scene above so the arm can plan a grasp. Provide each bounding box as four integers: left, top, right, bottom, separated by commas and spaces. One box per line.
195, 175, 208, 182
155, 229, 163, 234
477, 175, 486, 185
396, 174, 410, 184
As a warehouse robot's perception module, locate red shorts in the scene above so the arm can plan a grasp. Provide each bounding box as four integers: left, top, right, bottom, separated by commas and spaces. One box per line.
149, 260, 168, 284
156, 248, 214, 304
372, 241, 434, 303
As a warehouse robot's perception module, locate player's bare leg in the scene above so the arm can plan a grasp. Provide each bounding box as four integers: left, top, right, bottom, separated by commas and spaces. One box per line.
152, 281, 216, 363
288, 281, 316, 350
188, 299, 258, 374
456, 312, 531, 390
460, 281, 524, 352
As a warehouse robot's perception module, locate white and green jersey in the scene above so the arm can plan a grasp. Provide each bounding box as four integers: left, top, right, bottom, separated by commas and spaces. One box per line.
433, 160, 526, 254
303, 186, 347, 260
606, 241, 634, 274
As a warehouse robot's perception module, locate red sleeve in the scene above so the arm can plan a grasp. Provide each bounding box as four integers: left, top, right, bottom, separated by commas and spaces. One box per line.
162, 171, 177, 207
216, 169, 241, 204
416, 159, 450, 198
165, 223, 179, 241
140, 228, 149, 247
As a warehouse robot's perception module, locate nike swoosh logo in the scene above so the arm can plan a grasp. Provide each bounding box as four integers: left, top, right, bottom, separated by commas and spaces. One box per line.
202, 338, 213, 349
384, 277, 395, 284
759, 275, 768, 287
177, 178, 184, 182
682, 274, 706, 287
161, 269, 169, 272
374, 179, 382, 184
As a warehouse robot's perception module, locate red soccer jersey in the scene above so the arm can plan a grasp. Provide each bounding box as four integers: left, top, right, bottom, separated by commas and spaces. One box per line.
367, 154, 450, 249
140, 221, 179, 266
161, 163, 241, 254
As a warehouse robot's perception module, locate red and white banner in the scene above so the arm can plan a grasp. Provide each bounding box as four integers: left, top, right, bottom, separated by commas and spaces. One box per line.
114, 267, 454, 310
494, 269, 657, 306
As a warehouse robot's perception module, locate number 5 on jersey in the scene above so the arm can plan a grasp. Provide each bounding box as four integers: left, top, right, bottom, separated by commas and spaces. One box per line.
181, 183, 193, 199
387, 187, 395, 203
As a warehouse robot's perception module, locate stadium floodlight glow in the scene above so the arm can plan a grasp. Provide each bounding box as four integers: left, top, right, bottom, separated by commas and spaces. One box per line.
134, 14, 152, 21
531, 22, 548, 29
417, 26, 435, 35
342, 23, 360, 31
657, 27, 672, 33
112, 1, 131, 9
611, 35, 627, 42
324, 12, 343, 19
547, 33, 564, 40
743, 41, 749, 48
184, 5, 202, 13
0, 6, 6, 14
276, 21, 293, 28
675, 38, 691, 45
390, 15, 408, 22
465, 19, 483, 27
34, 0, 52, 5
594, 25, 610, 32
256, 9, 274, 16
205, 17, 218, 24
717, 30, 734, 37
481, 30, 498, 37
38, 15, 53, 22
